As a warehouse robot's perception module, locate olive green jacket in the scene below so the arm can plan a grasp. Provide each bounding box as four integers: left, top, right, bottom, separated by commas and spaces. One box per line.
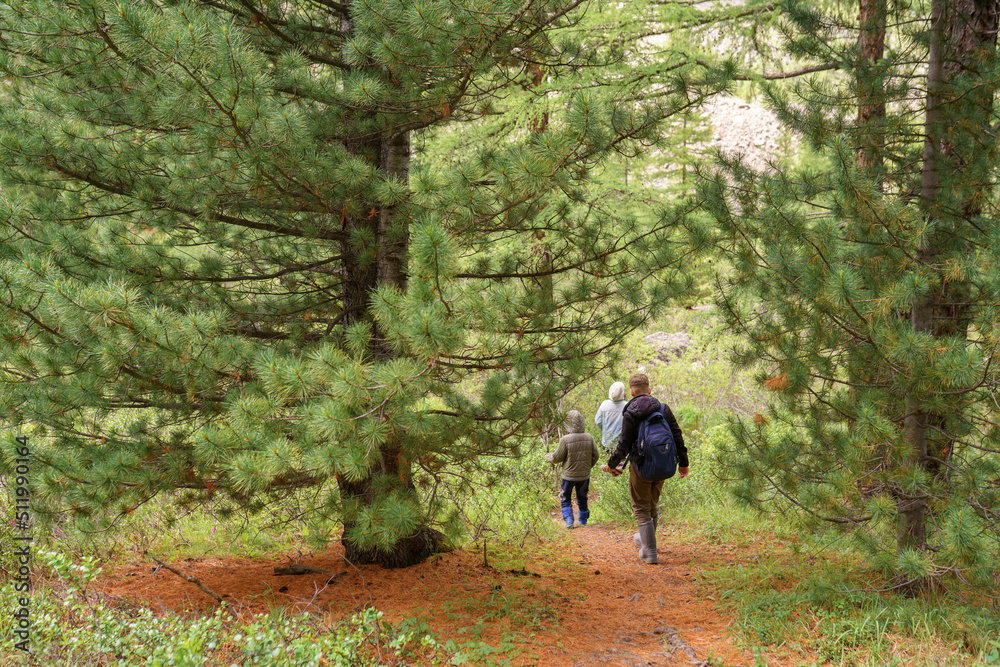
545, 410, 601, 481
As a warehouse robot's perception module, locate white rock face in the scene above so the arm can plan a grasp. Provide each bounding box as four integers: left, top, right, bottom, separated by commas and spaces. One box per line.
641, 94, 797, 189
643, 331, 692, 363
703, 94, 797, 172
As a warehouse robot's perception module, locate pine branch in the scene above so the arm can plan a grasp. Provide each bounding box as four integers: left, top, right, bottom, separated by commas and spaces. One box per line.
273, 563, 333, 575
196, 0, 351, 68
164, 256, 345, 283
304, 0, 350, 14
176, 474, 324, 491
724, 62, 841, 81
49, 161, 346, 242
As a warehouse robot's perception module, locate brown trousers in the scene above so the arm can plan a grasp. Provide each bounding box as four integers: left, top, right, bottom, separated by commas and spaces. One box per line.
628, 462, 664, 526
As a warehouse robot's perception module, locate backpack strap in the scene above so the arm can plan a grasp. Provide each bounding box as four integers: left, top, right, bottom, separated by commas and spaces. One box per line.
629, 401, 664, 464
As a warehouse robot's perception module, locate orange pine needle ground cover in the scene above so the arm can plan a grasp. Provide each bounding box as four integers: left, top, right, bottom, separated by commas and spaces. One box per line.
94, 522, 802, 666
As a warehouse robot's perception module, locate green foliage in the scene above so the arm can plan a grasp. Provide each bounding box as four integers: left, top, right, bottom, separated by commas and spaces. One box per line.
701, 0, 1000, 588
0, 0, 733, 563
445, 447, 561, 549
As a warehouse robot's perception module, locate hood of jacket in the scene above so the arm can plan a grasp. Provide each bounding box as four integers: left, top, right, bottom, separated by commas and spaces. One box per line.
565, 409, 585, 434
624, 394, 661, 422
608, 381, 626, 402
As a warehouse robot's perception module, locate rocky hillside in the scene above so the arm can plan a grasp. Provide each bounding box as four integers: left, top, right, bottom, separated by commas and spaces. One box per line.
702, 94, 798, 171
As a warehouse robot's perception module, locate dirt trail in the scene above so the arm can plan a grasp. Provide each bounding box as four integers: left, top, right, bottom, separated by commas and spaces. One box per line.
551, 524, 745, 666
94, 522, 769, 666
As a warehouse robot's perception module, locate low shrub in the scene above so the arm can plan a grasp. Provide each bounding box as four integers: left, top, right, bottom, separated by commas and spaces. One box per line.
0, 549, 465, 666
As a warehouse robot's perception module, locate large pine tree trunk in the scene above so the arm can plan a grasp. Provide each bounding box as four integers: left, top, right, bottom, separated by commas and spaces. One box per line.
899, 0, 943, 566
902, 0, 1000, 571
337, 131, 445, 567
338, 444, 442, 569
330, 0, 442, 567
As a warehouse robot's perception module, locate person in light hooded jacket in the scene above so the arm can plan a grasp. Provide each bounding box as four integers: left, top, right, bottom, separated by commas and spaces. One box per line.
545, 409, 601, 528
594, 381, 627, 454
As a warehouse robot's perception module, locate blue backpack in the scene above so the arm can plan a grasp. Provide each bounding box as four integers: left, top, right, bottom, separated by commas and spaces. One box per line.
633, 405, 677, 481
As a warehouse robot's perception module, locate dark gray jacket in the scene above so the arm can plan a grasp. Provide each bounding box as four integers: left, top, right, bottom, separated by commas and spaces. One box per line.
545, 410, 601, 481
607, 394, 688, 471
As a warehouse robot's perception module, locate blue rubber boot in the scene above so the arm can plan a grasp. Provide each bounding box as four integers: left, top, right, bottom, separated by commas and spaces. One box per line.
561, 506, 574, 528
578, 508, 590, 526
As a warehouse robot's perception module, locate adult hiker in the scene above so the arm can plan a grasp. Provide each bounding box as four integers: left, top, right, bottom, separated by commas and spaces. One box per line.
545, 409, 601, 528
601, 373, 688, 564
594, 381, 627, 455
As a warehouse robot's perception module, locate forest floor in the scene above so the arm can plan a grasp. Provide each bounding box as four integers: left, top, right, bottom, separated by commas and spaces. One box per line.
93, 519, 800, 666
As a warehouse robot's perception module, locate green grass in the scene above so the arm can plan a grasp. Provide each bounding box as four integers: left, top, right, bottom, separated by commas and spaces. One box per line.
697, 548, 1000, 666
30, 495, 314, 564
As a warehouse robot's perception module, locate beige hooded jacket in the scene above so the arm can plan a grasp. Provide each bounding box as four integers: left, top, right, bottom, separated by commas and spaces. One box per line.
545, 410, 601, 481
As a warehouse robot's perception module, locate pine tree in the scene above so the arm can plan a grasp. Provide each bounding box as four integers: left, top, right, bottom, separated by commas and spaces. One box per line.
0, 1, 728, 565
702, 0, 1000, 588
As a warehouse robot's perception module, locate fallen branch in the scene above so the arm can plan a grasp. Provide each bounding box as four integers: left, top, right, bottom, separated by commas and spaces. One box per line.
657, 626, 708, 666
149, 554, 237, 618
273, 564, 333, 576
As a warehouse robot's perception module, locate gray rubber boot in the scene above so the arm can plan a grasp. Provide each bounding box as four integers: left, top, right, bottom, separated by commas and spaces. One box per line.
637, 521, 658, 564
633, 516, 657, 549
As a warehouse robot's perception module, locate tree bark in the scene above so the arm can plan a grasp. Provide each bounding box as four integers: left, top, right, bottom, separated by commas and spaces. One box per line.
857, 0, 886, 171
901, 0, 1000, 573
336, 127, 445, 567
897, 0, 944, 565
338, 442, 444, 569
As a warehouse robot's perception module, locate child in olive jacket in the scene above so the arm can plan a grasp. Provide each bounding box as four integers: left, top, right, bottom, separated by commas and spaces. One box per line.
545, 410, 601, 528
